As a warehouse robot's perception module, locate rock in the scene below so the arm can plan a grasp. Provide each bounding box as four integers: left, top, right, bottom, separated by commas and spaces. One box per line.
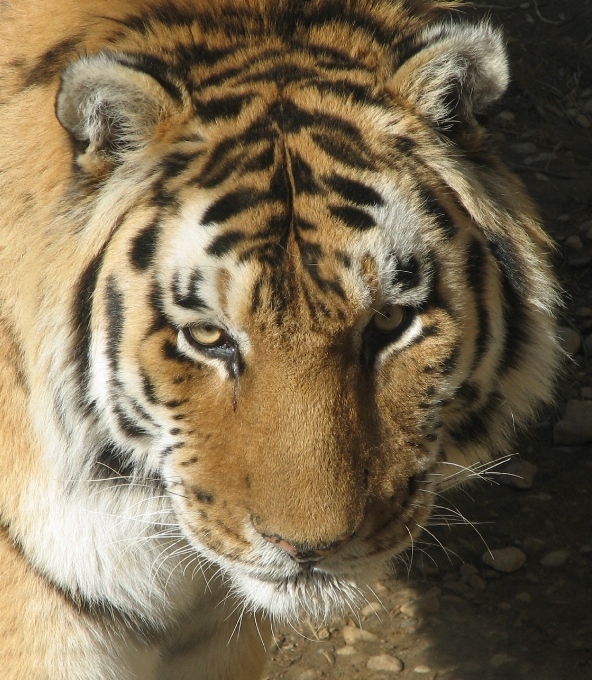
297, 671, 321, 680
360, 601, 383, 619
498, 110, 515, 121
336, 645, 358, 656
367, 654, 404, 673
581, 387, 592, 400
557, 326, 581, 355
575, 113, 591, 128
515, 591, 533, 603
540, 549, 570, 567
565, 235, 584, 249
581, 219, 592, 232
342, 625, 379, 645
443, 581, 471, 596
499, 460, 538, 489
316, 627, 330, 640
459, 563, 479, 580
554, 400, 592, 444
511, 142, 537, 155
399, 588, 440, 618
482, 547, 526, 573
413, 666, 432, 674
490, 653, 516, 667
568, 255, 592, 267
521, 537, 546, 555
579, 544, 592, 554
467, 574, 487, 591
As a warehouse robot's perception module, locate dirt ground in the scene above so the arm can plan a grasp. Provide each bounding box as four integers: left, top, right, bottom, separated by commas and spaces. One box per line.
264, 2, 592, 679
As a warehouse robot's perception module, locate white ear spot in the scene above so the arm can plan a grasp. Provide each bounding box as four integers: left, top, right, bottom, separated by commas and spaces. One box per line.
56, 53, 180, 158
387, 22, 509, 128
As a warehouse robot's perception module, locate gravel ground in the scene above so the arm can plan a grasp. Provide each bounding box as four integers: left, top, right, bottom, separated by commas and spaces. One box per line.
264, 2, 592, 678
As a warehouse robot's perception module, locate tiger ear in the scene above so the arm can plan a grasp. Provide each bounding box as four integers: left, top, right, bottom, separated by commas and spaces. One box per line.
56, 53, 180, 168
386, 23, 508, 132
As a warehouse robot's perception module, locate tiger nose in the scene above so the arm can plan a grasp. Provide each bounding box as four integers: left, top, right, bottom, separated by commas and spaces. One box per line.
261, 532, 351, 563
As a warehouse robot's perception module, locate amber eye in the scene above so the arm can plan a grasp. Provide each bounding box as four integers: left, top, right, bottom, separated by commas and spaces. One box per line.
185, 323, 226, 348
372, 305, 407, 332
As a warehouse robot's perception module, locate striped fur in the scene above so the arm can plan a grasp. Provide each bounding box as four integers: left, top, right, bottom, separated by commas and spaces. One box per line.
0, 1, 560, 678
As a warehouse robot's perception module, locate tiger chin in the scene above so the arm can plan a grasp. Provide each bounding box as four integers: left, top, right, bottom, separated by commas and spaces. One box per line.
0, 0, 560, 678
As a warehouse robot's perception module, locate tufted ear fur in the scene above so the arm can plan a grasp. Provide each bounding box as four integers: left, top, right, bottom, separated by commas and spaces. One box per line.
56, 53, 181, 171
387, 23, 509, 133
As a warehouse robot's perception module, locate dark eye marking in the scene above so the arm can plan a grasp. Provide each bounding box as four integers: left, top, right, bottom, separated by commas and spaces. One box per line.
130, 221, 160, 270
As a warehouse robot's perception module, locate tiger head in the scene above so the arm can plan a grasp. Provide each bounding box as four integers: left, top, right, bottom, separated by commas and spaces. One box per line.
51, 1, 559, 623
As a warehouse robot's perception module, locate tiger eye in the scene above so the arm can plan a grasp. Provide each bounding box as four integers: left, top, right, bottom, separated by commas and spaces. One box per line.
187, 323, 225, 347
373, 305, 406, 332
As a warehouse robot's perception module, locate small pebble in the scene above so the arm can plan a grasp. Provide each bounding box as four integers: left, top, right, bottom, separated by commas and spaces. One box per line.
510, 142, 537, 155
568, 255, 592, 267
575, 114, 591, 128
540, 549, 570, 567
498, 110, 515, 121
482, 547, 526, 573
367, 654, 404, 673
565, 235, 584, 249
581, 387, 592, 400
459, 563, 479, 580
515, 591, 533, 603
554, 400, 592, 445
413, 666, 432, 674
490, 653, 516, 667
297, 671, 321, 680
467, 574, 487, 592
521, 537, 546, 555
499, 460, 538, 489
336, 645, 358, 656
342, 625, 379, 645
579, 544, 592, 554
580, 219, 592, 232
399, 589, 440, 618
360, 602, 383, 619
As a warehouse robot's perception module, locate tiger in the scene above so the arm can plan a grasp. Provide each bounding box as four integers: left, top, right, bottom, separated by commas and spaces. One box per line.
0, 0, 560, 678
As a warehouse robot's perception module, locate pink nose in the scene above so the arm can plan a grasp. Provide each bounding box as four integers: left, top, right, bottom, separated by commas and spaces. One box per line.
261, 533, 351, 563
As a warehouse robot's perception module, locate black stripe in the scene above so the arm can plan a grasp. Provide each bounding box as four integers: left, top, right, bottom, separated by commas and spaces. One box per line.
172, 270, 209, 311
419, 187, 457, 240
194, 93, 253, 123
312, 79, 375, 105
163, 339, 193, 364
446, 391, 504, 445
105, 277, 124, 373
23, 37, 81, 88
299, 239, 346, 299
487, 234, 530, 372
330, 205, 376, 231
192, 486, 215, 504
149, 281, 170, 333
311, 131, 373, 170
240, 63, 319, 85
243, 145, 275, 173
159, 151, 197, 182
202, 188, 269, 225
465, 238, 490, 363
291, 153, 320, 194
130, 221, 160, 270
73, 253, 104, 394
207, 231, 246, 257
118, 53, 184, 102
113, 404, 151, 439
396, 256, 422, 291
141, 371, 161, 404
196, 120, 277, 188
199, 65, 244, 89
95, 442, 137, 480
327, 175, 383, 206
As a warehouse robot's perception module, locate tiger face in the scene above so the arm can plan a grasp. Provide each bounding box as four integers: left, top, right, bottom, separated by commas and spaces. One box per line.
4, 0, 558, 633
